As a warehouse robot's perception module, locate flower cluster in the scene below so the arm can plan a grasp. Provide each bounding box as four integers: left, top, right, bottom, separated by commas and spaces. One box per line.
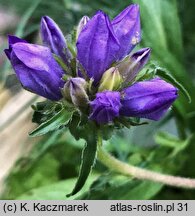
5, 4, 178, 125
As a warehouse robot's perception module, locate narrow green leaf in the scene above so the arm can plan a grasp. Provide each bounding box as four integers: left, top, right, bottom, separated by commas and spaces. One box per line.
155, 67, 191, 103
68, 113, 81, 140
67, 133, 97, 197
29, 109, 73, 137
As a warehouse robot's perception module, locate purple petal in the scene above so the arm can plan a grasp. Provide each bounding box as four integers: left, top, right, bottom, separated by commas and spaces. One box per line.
120, 78, 178, 120
112, 4, 141, 60
117, 47, 151, 83
10, 42, 64, 101
40, 16, 72, 65
90, 91, 121, 124
4, 35, 27, 59
77, 11, 120, 83
76, 16, 90, 38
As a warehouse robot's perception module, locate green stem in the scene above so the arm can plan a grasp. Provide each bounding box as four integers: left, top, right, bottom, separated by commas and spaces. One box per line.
97, 134, 195, 189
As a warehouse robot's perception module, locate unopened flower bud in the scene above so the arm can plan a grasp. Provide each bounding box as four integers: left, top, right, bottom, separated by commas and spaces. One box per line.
41, 16, 72, 65
120, 78, 178, 120
90, 91, 121, 124
117, 48, 151, 83
98, 67, 122, 92
76, 16, 90, 39
63, 77, 89, 108
5, 39, 64, 101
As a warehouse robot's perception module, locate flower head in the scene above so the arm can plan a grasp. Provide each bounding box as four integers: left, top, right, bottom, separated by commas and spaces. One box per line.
4, 4, 180, 199
4, 4, 178, 124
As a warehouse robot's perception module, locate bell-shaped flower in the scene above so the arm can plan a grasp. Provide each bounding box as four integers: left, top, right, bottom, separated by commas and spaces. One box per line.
40, 16, 72, 65
76, 11, 120, 84
89, 91, 121, 124
63, 77, 89, 108
117, 48, 151, 83
4, 4, 179, 126
76, 4, 141, 84
112, 4, 141, 60
120, 78, 178, 120
5, 39, 64, 101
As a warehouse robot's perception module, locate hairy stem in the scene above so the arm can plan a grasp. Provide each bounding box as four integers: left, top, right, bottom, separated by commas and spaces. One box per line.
97, 135, 195, 189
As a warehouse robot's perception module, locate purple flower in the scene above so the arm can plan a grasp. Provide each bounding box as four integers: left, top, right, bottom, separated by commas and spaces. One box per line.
4, 4, 178, 124
77, 4, 140, 83
77, 11, 120, 83
4, 35, 27, 60
41, 16, 72, 65
90, 91, 121, 124
112, 4, 141, 60
5, 36, 64, 101
117, 48, 151, 83
120, 78, 178, 120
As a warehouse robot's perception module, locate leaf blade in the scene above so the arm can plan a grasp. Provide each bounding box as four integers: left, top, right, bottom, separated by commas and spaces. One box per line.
29, 109, 73, 137
67, 132, 97, 197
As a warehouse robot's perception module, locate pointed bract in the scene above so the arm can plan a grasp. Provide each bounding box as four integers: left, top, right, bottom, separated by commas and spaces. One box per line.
120, 78, 178, 120
112, 4, 141, 60
40, 16, 72, 65
10, 42, 64, 101
77, 11, 120, 84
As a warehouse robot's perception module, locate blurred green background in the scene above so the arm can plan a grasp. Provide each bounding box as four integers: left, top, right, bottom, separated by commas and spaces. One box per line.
0, 0, 195, 200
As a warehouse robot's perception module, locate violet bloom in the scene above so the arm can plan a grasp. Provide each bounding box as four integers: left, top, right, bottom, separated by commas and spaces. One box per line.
4, 35, 27, 60
41, 16, 72, 65
120, 78, 178, 120
77, 4, 140, 83
5, 35, 64, 101
90, 91, 121, 124
117, 48, 151, 83
4, 4, 178, 125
